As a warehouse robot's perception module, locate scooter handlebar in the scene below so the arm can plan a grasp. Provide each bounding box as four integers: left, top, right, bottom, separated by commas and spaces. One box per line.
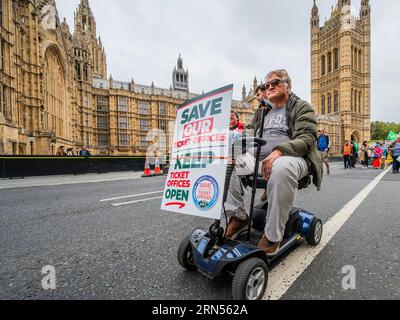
234, 137, 267, 148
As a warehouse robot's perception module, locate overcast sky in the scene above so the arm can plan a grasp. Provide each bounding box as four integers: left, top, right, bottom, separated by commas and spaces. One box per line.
55, 0, 399, 122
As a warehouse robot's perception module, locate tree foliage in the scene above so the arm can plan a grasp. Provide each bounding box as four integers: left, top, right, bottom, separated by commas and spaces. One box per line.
371, 121, 400, 140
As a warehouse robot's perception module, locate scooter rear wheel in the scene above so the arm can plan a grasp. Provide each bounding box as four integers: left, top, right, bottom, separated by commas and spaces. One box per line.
177, 234, 197, 271
232, 257, 268, 300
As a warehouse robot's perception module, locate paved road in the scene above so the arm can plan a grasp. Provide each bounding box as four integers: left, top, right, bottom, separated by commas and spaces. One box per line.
0, 164, 399, 300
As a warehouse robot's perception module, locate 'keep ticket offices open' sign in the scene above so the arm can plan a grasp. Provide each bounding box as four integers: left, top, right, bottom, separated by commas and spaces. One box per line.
161, 85, 233, 219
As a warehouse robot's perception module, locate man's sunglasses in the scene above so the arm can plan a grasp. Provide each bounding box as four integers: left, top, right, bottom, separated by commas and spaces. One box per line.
262, 79, 286, 90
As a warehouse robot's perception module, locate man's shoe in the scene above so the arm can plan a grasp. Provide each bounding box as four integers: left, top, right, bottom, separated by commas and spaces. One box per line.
225, 216, 249, 239
257, 234, 281, 256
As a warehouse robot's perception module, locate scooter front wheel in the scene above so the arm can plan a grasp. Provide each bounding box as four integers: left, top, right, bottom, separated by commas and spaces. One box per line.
177, 234, 197, 271
232, 257, 268, 300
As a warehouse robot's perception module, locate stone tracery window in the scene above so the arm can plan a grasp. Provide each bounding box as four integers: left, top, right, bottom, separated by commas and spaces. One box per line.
43, 46, 66, 137
328, 52, 332, 73
327, 93, 332, 114
334, 48, 339, 70
334, 91, 339, 113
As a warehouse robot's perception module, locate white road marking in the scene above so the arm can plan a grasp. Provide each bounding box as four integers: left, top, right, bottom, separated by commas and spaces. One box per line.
0, 174, 144, 189
111, 196, 163, 207
263, 167, 391, 300
100, 190, 163, 202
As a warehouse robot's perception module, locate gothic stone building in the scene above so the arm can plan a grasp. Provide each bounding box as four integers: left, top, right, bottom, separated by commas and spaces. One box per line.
311, 0, 371, 155
0, 0, 255, 156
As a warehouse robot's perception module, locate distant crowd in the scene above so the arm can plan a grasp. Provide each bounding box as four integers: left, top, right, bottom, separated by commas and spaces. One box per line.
341, 136, 400, 173
56, 146, 91, 157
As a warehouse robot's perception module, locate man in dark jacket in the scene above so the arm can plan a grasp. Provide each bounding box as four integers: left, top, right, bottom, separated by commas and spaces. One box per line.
224, 69, 323, 255
317, 130, 331, 175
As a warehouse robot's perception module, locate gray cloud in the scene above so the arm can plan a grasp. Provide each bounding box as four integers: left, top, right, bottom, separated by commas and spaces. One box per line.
55, 0, 399, 122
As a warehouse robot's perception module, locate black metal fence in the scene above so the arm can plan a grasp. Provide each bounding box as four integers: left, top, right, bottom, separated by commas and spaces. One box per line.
0, 156, 149, 179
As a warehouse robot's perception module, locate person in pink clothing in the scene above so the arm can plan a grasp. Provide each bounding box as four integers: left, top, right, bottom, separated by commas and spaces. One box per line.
372, 144, 383, 169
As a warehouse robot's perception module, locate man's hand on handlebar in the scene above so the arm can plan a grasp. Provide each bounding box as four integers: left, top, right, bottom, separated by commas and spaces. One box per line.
262, 150, 282, 181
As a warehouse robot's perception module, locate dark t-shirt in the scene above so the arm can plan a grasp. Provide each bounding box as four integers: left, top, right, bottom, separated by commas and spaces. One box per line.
251, 106, 290, 160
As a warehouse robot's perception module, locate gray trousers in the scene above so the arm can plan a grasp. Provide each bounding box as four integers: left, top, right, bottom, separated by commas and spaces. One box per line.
223, 156, 309, 242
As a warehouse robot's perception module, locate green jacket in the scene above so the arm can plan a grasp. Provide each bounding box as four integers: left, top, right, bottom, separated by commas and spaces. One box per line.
272, 93, 323, 190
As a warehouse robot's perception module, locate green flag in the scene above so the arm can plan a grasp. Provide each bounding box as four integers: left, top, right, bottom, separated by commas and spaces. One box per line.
387, 131, 397, 141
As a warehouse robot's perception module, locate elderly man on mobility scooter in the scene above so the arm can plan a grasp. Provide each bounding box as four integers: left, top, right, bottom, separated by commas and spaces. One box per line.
224, 69, 323, 256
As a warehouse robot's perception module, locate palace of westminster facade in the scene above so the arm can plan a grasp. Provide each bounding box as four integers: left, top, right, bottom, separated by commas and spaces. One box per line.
0, 0, 370, 156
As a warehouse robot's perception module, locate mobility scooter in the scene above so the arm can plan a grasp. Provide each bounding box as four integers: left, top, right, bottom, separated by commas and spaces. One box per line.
177, 107, 323, 300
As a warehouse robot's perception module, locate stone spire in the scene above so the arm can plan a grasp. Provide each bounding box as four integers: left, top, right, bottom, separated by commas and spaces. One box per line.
253, 76, 258, 93
360, 0, 370, 19
172, 54, 189, 92
311, 0, 319, 28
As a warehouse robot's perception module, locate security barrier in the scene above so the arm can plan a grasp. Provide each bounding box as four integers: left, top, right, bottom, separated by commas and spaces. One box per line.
0, 156, 150, 179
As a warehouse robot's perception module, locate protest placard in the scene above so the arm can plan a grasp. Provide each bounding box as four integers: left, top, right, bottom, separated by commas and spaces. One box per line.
161, 85, 233, 219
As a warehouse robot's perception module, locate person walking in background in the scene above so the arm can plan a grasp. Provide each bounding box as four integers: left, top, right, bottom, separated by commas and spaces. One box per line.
342, 140, 352, 170
360, 141, 370, 170
230, 111, 245, 135
66, 148, 75, 156
391, 135, 400, 173
79, 146, 91, 157
317, 129, 330, 175
247, 84, 268, 133
380, 143, 387, 169
372, 143, 383, 169
350, 140, 358, 168
56, 146, 67, 156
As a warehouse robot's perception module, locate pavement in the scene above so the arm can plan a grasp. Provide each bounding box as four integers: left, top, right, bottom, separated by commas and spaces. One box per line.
0, 163, 399, 300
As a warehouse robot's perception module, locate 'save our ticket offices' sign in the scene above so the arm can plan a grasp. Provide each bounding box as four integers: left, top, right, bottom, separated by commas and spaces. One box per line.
161, 85, 233, 219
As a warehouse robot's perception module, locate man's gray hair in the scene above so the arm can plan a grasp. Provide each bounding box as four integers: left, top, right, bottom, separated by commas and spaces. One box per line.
266, 69, 292, 89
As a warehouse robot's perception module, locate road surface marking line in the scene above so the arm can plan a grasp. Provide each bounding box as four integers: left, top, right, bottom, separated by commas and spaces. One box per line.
100, 191, 163, 202
111, 196, 163, 207
263, 167, 391, 300
0, 176, 143, 189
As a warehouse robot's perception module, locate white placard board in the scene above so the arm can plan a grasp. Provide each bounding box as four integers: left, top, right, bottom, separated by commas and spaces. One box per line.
161, 85, 233, 219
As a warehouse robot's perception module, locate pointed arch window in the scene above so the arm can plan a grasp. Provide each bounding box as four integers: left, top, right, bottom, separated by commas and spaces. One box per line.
0, 0, 3, 26
321, 55, 325, 76
334, 91, 339, 112
358, 49, 362, 72
82, 15, 88, 31
351, 46, 354, 68
351, 89, 354, 112
334, 48, 339, 70
354, 90, 358, 113
83, 64, 88, 81
354, 48, 358, 71
358, 91, 362, 113
75, 61, 81, 80
328, 93, 332, 114
328, 52, 332, 73
321, 95, 326, 115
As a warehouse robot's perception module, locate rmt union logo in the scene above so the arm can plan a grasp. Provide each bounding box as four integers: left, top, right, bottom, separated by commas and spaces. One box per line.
41, 4, 57, 30
341, 5, 357, 31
